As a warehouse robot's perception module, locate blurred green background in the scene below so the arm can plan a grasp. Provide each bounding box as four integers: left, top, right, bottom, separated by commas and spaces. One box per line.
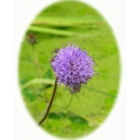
18, 1, 120, 139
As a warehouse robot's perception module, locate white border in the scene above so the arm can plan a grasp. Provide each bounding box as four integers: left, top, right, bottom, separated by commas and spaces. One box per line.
14, 0, 125, 140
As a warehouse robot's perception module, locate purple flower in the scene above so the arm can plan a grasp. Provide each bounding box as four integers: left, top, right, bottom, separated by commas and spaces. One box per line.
51, 44, 94, 93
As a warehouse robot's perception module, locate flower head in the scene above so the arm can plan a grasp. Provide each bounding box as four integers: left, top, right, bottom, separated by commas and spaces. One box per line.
26, 32, 37, 46
51, 44, 95, 93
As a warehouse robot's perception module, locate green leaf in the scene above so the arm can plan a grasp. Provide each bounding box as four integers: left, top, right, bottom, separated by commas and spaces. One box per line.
33, 16, 101, 27
69, 116, 88, 125
21, 78, 55, 90
48, 112, 67, 119
41, 70, 54, 89
22, 89, 36, 102
44, 69, 53, 79
19, 78, 28, 85
28, 26, 77, 36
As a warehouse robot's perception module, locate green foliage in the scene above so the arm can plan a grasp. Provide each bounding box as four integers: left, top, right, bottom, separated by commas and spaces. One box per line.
43, 69, 53, 79
69, 116, 88, 125
18, 1, 120, 138
48, 112, 67, 119
22, 89, 36, 102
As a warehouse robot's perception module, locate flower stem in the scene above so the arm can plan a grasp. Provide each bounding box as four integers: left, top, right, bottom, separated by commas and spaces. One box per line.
38, 78, 58, 125
32, 46, 41, 74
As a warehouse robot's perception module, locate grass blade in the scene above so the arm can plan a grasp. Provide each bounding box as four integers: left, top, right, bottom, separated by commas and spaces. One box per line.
21, 78, 55, 90
28, 26, 77, 36
33, 17, 102, 27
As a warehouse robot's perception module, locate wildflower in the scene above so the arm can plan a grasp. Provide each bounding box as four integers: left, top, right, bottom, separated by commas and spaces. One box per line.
51, 44, 94, 93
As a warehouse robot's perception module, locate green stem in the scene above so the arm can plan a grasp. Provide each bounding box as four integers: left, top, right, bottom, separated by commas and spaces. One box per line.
38, 78, 58, 125
32, 46, 42, 76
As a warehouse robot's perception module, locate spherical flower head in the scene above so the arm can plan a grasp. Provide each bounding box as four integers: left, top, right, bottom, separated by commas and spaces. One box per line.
51, 44, 95, 93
